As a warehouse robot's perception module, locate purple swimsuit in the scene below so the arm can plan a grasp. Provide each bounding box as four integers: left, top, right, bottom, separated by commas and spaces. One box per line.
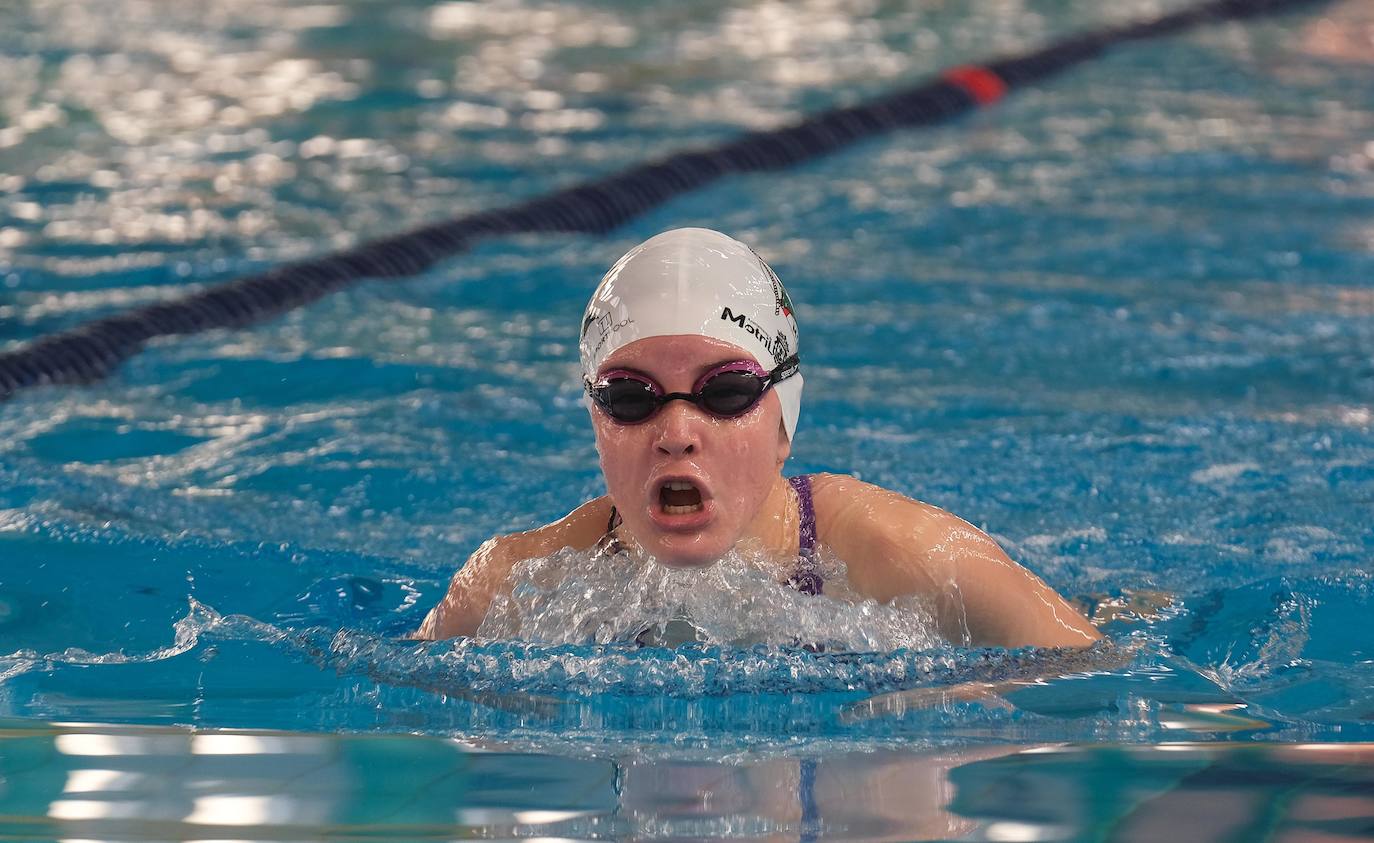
786, 473, 823, 595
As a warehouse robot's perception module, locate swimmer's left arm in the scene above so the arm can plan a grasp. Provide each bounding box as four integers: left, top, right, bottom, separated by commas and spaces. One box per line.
821, 479, 1101, 649
906, 509, 1101, 648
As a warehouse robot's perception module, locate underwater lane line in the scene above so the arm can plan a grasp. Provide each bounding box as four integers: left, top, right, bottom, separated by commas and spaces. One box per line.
0, 0, 1325, 401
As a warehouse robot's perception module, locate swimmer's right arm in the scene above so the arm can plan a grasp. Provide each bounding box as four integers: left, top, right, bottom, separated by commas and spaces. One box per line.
415, 536, 522, 640
414, 497, 614, 640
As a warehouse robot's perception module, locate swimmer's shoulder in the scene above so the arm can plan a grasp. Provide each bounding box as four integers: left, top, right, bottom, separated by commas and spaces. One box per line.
527, 495, 618, 553
416, 497, 615, 639
808, 473, 990, 597
808, 474, 1102, 647
809, 472, 953, 540
483, 496, 617, 568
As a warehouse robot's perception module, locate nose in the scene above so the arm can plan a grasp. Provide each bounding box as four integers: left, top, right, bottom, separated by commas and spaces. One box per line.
653, 399, 703, 457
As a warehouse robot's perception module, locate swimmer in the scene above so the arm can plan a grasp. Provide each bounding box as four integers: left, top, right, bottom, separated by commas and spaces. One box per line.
418, 228, 1101, 649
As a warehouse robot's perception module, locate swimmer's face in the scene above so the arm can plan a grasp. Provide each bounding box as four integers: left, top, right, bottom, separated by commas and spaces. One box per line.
590, 335, 791, 568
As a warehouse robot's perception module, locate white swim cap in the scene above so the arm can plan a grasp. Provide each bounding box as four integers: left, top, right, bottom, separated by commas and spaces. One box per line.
579, 227, 804, 441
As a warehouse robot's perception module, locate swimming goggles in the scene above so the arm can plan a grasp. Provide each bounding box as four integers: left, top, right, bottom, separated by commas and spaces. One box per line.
587, 355, 800, 424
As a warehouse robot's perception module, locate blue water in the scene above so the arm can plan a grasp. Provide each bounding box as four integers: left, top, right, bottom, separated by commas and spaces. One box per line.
2, 0, 1374, 839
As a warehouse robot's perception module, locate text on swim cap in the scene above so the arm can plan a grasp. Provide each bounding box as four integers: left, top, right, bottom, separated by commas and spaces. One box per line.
585, 311, 634, 362
721, 307, 790, 365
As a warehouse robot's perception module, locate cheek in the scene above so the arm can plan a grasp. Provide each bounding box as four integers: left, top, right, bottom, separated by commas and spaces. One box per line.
706, 404, 785, 512
591, 414, 648, 492
732, 394, 786, 465
713, 418, 775, 467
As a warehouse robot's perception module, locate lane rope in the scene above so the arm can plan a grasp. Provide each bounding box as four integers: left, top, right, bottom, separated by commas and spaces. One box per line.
0, 0, 1322, 400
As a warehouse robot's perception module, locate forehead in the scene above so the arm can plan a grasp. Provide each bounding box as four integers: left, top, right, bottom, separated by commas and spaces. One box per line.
598, 334, 756, 376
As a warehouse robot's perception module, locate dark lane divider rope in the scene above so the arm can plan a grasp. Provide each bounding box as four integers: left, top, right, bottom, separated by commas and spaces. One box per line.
0, 0, 1321, 400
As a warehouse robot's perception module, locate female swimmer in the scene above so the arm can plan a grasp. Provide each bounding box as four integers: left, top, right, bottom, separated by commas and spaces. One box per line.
418, 228, 1101, 649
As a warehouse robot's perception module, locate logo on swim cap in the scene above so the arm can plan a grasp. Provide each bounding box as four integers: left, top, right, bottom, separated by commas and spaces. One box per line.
772, 330, 790, 365
584, 311, 633, 361
751, 247, 794, 319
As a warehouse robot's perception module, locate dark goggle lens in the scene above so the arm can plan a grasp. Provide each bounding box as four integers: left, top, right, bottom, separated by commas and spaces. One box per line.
596, 379, 659, 422
699, 371, 765, 415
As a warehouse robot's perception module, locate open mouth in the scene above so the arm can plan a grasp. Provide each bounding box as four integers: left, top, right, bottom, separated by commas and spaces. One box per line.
659, 480, 704, 515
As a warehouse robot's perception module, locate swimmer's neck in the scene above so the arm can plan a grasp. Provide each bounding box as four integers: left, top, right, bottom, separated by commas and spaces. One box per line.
738, 472, 801, 560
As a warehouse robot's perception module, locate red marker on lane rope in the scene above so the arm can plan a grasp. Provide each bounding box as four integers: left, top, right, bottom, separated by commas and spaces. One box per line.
943, 65, 1008, 106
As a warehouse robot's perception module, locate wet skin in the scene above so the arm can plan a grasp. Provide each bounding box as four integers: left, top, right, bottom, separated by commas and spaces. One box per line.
587, 335, 795, 568
418, 335, 1102, 648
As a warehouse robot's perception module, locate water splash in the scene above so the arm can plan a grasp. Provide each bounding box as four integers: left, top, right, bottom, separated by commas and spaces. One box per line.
0, 595, 227, 684
476, 544, 942, 652
7, 593, 1339, 746
0, 596, 222, 669
320, 628, 1128, 700
162, 595, 1113, 701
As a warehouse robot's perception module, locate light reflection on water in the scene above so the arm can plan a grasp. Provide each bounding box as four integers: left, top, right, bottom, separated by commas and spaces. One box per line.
3, 0, 1249, 292
3, 721, 1372, 841
2, 0, 1374, 837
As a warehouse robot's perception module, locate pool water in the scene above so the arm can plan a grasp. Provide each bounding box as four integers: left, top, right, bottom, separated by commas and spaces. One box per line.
2, 0, 1373, 839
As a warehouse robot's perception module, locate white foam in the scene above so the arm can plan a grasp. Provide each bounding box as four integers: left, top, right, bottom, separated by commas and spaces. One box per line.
477, 545, 941, 651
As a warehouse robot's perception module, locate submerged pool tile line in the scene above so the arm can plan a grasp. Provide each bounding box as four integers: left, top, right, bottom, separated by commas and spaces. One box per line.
0, 0, 1327, 401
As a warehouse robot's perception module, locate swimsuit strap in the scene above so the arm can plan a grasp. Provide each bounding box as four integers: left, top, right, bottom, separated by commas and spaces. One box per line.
598, 505, 625, 556
789, 474, 818, 556
787, 474, 823, 596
